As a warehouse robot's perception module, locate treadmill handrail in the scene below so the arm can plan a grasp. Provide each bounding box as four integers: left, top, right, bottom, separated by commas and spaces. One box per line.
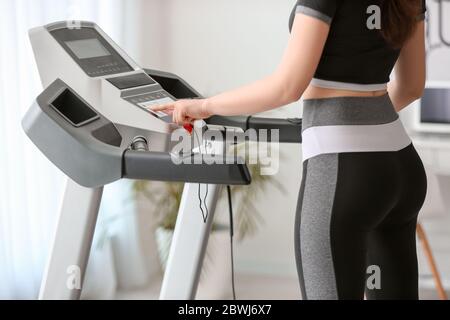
207, 116, 303, 144
123, 150, 252, 185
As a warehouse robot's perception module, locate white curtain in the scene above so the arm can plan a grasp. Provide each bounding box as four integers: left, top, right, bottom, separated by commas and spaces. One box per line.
0, 0, 125, 299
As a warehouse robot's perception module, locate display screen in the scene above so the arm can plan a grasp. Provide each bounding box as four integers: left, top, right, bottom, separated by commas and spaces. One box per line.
65, 38, 111, 59
421, 88, 450, 124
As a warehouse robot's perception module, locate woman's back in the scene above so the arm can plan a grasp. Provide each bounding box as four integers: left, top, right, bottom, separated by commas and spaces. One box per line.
289, 0, 426, 97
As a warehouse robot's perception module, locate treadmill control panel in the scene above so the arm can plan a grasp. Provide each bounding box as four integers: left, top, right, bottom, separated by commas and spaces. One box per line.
123, 90, 173, 118
50, 26, 133, 77
47, 23, 173, 120
107, 73, 156, 90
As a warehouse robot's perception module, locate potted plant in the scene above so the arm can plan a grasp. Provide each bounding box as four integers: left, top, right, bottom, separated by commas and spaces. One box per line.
133, 142, 285, 299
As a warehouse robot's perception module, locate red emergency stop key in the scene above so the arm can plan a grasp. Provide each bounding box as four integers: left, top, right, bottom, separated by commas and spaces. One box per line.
183, 124, 194, 135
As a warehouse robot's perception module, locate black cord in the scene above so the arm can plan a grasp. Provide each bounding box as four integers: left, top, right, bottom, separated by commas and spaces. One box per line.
198, 184, 207, 223
193, 127, 209, 223
203, 139, 210, 222
227, 185, 237, 300
193, 126, 235, 299
203, 183, 209, 223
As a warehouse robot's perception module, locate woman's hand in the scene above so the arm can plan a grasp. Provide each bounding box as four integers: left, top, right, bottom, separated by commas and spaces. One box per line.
151, 99, 211, 125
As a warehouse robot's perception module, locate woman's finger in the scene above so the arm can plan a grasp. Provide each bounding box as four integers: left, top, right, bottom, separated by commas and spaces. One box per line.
164, 109, 174, 115
177, 109, 186, 126
173, 108, 180, 125
151, 103, 174, 112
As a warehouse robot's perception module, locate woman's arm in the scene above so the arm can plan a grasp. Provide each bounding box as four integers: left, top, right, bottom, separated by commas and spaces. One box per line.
152, 14, 330, 125
204, 15, 330, 116
388, 21, 426, 112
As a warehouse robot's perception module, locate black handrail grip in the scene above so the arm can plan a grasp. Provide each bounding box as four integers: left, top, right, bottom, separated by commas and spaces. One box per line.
123, 150, 252, 185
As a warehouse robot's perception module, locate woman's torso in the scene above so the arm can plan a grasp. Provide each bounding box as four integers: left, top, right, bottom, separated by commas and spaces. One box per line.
302, 86, 387, 100
289, 0, 425, 100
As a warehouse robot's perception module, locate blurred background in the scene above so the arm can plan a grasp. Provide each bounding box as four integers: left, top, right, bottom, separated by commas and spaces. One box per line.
1, 0, 450, 300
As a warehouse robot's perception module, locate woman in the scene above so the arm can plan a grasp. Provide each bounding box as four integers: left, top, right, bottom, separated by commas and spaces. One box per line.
153, 0, 428, 300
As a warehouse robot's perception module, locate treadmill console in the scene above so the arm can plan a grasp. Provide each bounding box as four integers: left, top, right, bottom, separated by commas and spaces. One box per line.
39, 21, 174, 124
29, 21, 179, 131
50, 26, 133, 77
124, 90, 174, 119
106, 72, 174, 119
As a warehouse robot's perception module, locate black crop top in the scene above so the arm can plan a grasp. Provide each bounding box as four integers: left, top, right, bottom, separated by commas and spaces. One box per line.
289, 0, 426, 91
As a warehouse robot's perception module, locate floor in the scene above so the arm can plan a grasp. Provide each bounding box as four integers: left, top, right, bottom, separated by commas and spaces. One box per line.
115, 273, 450, 300
116, 216, 450, 300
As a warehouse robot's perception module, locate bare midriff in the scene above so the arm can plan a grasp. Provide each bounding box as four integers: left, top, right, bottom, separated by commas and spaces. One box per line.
303, 85, 388, 100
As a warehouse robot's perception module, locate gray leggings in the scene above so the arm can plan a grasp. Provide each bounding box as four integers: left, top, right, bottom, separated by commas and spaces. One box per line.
295, 95, 427, 300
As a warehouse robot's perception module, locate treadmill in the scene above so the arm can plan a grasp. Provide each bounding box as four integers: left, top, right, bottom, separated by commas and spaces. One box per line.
23, 21, 302, 300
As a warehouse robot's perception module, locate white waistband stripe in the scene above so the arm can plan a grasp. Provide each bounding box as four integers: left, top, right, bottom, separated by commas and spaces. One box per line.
302, 119, 411, 161
311, 78, 388, 92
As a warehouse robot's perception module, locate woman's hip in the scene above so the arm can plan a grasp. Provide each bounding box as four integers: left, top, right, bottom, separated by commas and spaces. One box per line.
301, 94, 411, 162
